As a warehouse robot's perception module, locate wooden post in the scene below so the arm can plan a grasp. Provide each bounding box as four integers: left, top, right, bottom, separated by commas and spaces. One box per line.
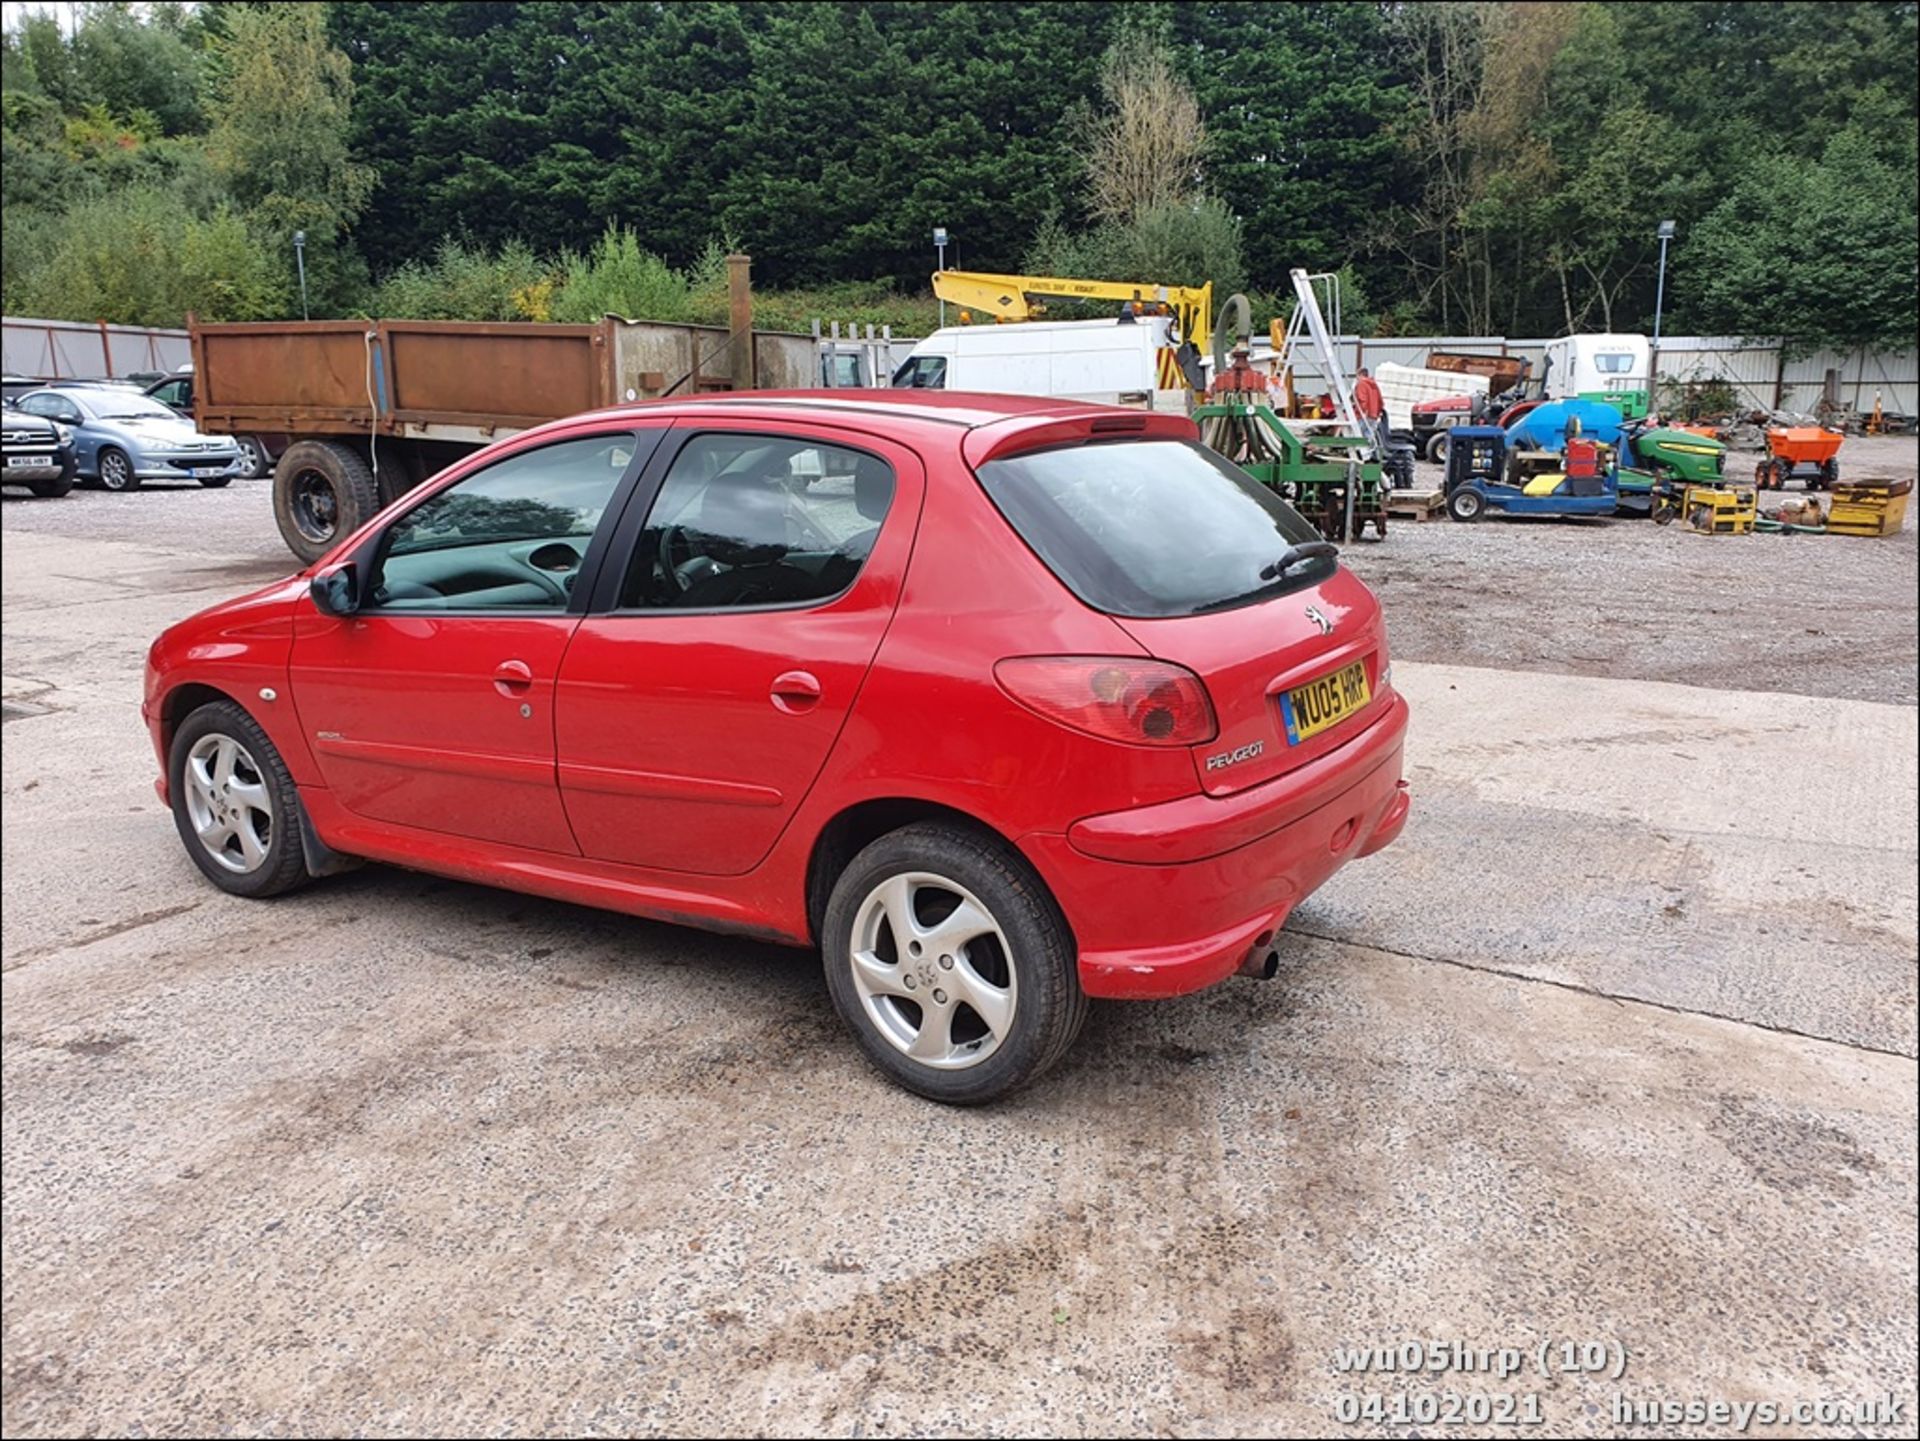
728, 253, 753, 393
97, 319, 113, 377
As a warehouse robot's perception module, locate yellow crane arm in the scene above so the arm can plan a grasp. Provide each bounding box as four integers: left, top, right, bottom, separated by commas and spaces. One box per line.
931, 270, 1213, 354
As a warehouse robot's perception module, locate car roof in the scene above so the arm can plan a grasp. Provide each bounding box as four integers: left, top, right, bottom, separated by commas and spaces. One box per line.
591, 389, 1118, 426
539, 389, 1199, 465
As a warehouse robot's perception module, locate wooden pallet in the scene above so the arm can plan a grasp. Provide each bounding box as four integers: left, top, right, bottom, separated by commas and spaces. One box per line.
1385, 487, 1446, 520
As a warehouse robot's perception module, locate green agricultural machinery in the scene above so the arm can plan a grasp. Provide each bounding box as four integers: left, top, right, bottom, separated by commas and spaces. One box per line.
1196, 400, 1400, 541
1613, 421, 1730, 518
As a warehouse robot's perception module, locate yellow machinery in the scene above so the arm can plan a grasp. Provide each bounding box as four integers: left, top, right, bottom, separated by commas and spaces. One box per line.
930, 270, 1212, 391
1825, 478, 1911, 537
1676, 483, 1757, 535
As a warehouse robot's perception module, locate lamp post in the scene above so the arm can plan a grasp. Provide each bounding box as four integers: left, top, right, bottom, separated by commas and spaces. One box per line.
1652, 219, 1676, 347
293, 230, 310, 321
933, 226, 949, 326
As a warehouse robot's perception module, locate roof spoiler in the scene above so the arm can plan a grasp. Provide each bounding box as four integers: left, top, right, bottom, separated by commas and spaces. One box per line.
962, 409, 1196, 469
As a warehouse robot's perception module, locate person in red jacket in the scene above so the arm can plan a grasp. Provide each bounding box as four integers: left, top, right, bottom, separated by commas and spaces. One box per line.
1352, 367, 1388, 450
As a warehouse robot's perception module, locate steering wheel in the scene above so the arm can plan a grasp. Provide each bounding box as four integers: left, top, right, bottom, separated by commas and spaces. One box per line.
658, 524, 721, 596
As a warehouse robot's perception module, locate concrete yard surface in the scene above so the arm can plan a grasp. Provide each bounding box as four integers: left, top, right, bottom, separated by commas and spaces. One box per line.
3, 479, 1917, 1436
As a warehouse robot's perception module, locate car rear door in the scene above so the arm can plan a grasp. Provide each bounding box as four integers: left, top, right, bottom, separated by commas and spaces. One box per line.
554, 422, 921, 875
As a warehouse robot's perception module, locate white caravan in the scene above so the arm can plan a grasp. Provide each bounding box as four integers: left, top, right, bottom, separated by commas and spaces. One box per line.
1541, 333, 1652, 412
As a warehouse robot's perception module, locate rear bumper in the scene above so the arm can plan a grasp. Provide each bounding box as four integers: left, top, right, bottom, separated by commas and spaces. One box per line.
1022, 692, 1411, 1000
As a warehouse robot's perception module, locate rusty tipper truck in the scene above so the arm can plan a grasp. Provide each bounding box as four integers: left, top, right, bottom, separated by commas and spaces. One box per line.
191, 315, 819, 562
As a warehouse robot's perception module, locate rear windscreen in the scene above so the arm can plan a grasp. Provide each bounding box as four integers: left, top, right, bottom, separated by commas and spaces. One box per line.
974, 439, 1333, 618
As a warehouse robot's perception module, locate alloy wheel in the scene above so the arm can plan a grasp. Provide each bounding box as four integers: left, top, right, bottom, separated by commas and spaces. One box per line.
848, 872, 1018, 1070
100, 451, 134, 490
182, 733, 274, 874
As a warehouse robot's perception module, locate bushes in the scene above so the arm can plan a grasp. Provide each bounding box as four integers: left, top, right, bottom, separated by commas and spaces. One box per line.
550, 226, 704, 324
7, 185, 286, 324
358, 227, 934, 335
371, 238, 548, 322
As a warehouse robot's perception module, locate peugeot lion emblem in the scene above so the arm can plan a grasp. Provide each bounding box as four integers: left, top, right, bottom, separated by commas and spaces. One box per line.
1305, 604, 1334, 636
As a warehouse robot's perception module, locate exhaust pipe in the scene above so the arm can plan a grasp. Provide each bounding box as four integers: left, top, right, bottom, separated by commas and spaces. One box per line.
1237, 930, 1281, 980
1237, 949, 1280, 980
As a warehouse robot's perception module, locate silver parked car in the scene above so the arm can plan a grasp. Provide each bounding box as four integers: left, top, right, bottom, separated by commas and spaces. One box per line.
13, 384, 244, 492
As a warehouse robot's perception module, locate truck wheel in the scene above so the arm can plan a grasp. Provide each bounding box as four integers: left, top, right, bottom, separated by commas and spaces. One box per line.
1818, 458, 1838, 490
1425, 431, 1450, 464
1446, 486, 1485, 522
98, 447, 140, 492
274, 440, 379, 564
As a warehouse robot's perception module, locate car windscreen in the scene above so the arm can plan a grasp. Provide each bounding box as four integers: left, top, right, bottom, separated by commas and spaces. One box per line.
974, 438, 1335, 619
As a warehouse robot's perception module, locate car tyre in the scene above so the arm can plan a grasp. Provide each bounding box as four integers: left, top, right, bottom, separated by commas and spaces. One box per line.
1446, 486, 1484, 522
822, 822, 1086, 1104
169, 700, 313, 899
273, 440, 379, 564
97, 446, 141, 492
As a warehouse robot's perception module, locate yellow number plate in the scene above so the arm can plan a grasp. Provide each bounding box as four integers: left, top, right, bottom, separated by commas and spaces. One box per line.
1281, 661, 1371, 745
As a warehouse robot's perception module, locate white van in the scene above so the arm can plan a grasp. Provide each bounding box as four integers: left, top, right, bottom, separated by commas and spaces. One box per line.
890, 317, 1187, 408
1541, 333, 1651, 416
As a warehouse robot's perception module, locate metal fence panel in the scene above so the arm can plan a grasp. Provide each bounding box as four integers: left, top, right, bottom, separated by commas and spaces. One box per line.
2, 316, 191, 380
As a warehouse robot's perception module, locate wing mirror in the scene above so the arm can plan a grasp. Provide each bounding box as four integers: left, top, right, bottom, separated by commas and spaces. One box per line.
309, 564, 360, 617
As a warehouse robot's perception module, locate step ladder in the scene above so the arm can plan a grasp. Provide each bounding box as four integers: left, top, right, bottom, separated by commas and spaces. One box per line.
1277, 268, 1372, 457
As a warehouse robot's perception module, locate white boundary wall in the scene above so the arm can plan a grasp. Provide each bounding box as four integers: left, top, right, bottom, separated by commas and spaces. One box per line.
1290, 333, 1916, 417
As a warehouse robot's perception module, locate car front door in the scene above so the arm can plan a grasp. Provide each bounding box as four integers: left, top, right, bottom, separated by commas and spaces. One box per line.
555, 424, 919, 875
18, 393, 90, 470
288, 428, 656, 854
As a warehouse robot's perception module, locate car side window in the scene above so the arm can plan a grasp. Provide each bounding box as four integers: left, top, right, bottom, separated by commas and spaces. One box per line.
366, 433, 635, 613
153, 379, 190, 407
618, 433, 895, 611
21, 394, 81, 423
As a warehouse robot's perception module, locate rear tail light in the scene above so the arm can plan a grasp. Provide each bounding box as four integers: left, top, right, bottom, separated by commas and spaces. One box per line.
994, 656, 1217, 747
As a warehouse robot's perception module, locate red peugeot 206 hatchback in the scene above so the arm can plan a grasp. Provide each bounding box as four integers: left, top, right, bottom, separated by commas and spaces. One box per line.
146, 393, 1409, 1102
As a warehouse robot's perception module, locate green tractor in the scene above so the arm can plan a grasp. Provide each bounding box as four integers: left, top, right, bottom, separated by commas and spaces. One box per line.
1195, 400, 1405, 541
1613, 421, 1729, 518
